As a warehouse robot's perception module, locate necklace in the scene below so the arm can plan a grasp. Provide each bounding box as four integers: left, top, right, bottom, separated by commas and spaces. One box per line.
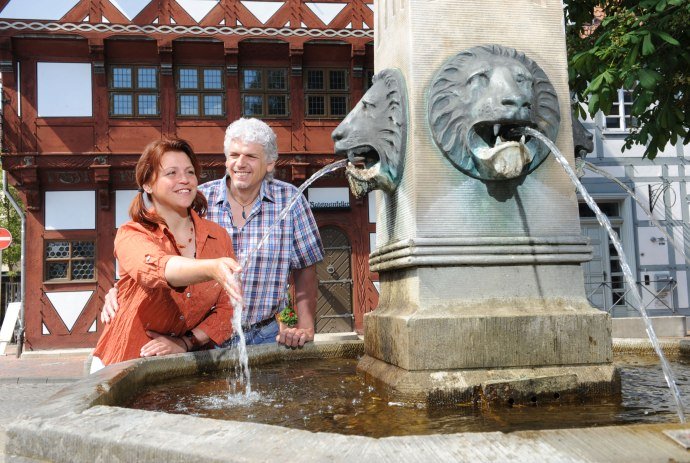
175, 218, 194, 250
228, 187, 258, 220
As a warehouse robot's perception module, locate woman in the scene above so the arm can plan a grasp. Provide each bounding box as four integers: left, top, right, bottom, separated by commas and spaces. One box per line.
92, 138, 242, 371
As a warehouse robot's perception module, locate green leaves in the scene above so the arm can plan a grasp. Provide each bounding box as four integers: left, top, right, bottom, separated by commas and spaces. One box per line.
654, 30, 680, 45
638, 69, 662, 89
567, 0, 690, 159
641, 32, 655, 55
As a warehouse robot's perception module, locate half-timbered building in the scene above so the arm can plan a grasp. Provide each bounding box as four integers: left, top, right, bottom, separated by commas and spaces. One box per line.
0, 0, 378, 349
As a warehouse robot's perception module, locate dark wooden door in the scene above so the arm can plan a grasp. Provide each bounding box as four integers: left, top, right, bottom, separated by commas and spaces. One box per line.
316, 227, 353, 333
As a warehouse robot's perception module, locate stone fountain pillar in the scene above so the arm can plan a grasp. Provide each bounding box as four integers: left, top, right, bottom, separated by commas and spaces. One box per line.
357, 0, 620, 404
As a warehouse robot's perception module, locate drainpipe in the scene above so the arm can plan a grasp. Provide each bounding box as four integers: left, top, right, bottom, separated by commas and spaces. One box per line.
2, 170, 25, 357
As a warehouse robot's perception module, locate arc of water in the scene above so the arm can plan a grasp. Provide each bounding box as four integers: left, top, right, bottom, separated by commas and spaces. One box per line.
523, 126, 686, 423
240, 159, 350, 270
227, 158, 351, 396
584, 162, 690, 267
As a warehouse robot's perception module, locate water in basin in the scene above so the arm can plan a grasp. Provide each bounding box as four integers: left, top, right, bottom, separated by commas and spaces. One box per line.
125, 354, 690, 437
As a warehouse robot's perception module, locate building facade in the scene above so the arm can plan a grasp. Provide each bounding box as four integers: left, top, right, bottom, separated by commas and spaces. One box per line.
579, 89, 690, 319
0, 1, 688, 351
0, 0, 378, 349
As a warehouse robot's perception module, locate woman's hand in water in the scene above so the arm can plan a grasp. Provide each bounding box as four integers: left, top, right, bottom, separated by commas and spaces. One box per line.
140, 330, 187, 357
211, 257, 243, 305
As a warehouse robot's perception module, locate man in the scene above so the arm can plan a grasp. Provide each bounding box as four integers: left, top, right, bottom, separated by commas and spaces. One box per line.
102, 118, 324, 348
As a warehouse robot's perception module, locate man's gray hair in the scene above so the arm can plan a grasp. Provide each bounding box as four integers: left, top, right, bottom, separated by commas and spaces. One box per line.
224, 118, 279, 163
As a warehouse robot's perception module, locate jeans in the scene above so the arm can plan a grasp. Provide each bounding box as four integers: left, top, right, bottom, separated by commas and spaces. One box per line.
221, 319, 279, 348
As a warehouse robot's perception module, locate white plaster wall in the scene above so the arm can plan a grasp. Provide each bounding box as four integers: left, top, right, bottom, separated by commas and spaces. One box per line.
631, 165, 662, 177
369, 233, 376, 253
45, 290, 94, 332
45, 191, 95, 230
0, 0, 79, 20
676, 271, 688, 309
672, 225, 688, 266
634, 182, 665, 222
638, 226, 669, 266
656, 142, 680, 158
37, 62, 92, 117
668, 182, 683, 220
601, 139, 629, 158
368, 192, 377, 224
115, 190, 137, 228
582, 165, 625, 180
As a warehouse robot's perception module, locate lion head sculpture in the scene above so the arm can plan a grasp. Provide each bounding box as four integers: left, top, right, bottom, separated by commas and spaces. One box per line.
571, 112, 594, 179
428, 44, 561, 181
332, 68, 408, 198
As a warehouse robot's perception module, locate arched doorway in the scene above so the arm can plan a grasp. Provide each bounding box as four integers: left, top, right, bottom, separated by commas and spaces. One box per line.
316, 226, 353, 333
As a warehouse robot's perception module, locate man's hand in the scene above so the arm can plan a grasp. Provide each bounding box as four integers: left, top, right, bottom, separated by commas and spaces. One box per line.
140, 330, 187, 357
277, 265, 317, 347
276, 321, 314, 348
100, 286, 119, 324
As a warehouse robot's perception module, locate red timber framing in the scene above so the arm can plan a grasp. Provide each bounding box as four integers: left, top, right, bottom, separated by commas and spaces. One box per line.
0, 0, 378, 349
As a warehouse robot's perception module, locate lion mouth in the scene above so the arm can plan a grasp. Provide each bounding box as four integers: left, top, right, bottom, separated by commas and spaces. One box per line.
467, 122, 537, 179
335, 144, 379, 170
334, 142, 395, 198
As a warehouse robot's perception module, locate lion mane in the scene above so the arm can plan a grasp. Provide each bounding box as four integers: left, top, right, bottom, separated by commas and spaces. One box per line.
332, 68, 408, 197
428, 44, 561, 179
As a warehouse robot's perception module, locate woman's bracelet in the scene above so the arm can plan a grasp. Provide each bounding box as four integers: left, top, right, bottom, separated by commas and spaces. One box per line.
180, 335, 192, 352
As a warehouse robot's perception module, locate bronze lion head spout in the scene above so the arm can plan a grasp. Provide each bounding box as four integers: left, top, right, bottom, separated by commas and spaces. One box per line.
428, 44, 560, 181
332, 68, 408, 198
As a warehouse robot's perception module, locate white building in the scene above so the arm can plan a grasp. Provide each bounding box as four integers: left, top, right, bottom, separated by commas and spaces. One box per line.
579, 89, 689, 318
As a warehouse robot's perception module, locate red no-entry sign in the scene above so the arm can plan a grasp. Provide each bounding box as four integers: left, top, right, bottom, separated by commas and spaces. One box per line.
0, 227, 12, 250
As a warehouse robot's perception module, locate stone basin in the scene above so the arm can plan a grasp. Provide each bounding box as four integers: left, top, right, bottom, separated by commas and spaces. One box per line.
5, 340, 690, 462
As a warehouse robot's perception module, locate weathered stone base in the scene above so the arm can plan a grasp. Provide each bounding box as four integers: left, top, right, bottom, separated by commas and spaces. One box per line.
357, 354, 621, 406
364, 303, 613, 370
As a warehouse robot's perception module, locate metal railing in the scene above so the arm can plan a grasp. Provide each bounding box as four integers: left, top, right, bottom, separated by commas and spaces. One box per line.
585, 278, 677, 314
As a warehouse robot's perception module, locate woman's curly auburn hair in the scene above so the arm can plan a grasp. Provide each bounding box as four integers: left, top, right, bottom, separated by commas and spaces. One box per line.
129, 138, 208, 229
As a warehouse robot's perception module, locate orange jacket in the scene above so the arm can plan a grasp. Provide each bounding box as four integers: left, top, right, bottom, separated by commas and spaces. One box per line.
93, 210, 235, 365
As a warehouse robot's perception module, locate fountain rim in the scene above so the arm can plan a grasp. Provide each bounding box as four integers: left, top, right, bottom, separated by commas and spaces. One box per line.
6, 339, 690, 462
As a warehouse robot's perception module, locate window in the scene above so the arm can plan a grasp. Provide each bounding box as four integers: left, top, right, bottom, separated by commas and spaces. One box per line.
240, 68, 289, 118
304, 69, 349, 118
604, 89, 634, 131
109, 66, 159, 117
176, 67, 225, 117
45, 240, 96, 282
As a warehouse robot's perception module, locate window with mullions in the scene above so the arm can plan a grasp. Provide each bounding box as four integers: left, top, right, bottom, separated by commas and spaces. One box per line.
240, 68, 289, 118
109, 66, 159, 117
305, 69, 349, 118
176, 67, 225, 117
45, 240, 96, 282
604, 89, 634, 131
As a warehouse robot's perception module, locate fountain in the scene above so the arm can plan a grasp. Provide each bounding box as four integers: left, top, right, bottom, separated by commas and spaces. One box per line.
334, 2, 617, 405
5, 0, 690, 461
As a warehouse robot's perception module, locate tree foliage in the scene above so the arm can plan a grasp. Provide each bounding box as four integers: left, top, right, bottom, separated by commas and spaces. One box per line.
0, 169, 23, 276
566, 0, 690, 158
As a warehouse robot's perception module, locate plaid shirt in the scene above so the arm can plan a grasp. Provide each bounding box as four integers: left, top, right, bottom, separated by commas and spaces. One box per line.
199, 177, 324, 327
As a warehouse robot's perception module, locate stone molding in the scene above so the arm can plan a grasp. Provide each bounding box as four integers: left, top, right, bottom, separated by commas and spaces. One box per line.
370, 236, 593, 271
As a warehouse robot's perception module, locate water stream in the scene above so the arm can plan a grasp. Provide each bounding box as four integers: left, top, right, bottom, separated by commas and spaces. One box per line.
523, 126, 687, 422
227, 158, 351, 397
